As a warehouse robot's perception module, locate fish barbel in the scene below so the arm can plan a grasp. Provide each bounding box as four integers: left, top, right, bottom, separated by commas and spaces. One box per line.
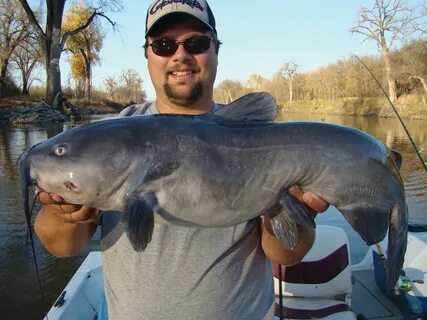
19, 93, 408, 290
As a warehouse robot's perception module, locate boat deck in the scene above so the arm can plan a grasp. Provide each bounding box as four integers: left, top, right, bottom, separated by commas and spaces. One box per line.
352, 270, 403, 319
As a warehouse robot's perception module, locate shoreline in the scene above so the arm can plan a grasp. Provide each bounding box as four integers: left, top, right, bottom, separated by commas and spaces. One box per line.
0, 100, 126, 126
281, 97, 427, 120
1, 96, 426, 126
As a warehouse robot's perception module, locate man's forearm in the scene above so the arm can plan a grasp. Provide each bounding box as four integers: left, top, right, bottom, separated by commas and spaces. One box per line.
34, 206, 97, 257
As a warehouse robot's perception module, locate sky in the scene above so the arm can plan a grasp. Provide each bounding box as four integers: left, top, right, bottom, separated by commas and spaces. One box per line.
53, 0, 420, 100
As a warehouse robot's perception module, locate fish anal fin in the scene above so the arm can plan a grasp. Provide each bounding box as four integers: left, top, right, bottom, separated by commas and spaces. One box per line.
339, 205, 389, 245
121, 194, 156, 252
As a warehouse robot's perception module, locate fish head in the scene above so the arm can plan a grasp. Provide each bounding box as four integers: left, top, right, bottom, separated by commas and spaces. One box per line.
20, 121, 141, 209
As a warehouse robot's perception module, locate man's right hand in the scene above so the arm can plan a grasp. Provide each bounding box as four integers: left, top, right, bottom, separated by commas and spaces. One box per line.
38, 191, 101, 224
34, 192, 101, 257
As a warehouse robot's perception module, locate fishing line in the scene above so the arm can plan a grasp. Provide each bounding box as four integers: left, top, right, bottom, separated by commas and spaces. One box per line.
356, 55, 427, 294
354, 55, 427, 174
25, 189, 45, 298
278, 264, 284, 320
25, 191, 41, 242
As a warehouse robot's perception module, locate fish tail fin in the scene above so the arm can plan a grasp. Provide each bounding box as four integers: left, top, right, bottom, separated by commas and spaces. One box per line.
122, 196, 155, 252
386, 201, 408, 290
268, 192, 316, 249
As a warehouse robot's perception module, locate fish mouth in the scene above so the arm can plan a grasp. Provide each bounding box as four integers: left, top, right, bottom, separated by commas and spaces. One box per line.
18, 146, 81, 203
17, 142, 41, 187
18, 151, 37, 190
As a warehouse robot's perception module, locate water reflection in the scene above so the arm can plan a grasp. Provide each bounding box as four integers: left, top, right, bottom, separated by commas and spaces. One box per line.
280, 112, 427, 224
0, 113, 426, 319
0, 122, 99, 319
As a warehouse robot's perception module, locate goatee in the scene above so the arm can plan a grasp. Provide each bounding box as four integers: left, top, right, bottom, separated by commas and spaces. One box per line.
164, 82, 203, 107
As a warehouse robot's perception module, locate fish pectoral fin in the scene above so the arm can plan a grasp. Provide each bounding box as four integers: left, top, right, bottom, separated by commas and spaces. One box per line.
279, 191, 316, 228
269, 209, 299, 250
268, 192, 316, 250
121, 193, 156, 252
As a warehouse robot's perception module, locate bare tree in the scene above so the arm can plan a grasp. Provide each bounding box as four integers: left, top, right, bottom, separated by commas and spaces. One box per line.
412, 1, 427, 36
0, 0, 30, 97
261, 73, 287, 104
119, 69, 144, 103
279, 62, 298, 104
11, 33, 42, 95
214, 79, 247, 104
104, 75, 117, 100
18, 0, 121, 108
397, 40, 427, 104
246, 74, 266, 92
350, 0, 418, 102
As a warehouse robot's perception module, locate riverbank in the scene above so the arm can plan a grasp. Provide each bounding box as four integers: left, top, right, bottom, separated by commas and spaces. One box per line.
0, 97, 127, 125
282, 96, 427, 120
2, 95, 426, 126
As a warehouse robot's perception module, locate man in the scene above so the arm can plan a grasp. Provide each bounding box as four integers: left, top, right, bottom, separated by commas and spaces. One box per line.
35, 1, 328, 319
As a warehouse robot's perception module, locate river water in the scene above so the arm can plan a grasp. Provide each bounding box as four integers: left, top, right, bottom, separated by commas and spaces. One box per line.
0, 112, 426, 319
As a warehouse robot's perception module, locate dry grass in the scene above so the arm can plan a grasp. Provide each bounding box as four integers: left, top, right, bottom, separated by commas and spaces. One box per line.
282, 95, 426, 120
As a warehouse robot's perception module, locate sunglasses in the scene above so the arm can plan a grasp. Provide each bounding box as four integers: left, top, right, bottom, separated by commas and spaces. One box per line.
147, 36, 215, 57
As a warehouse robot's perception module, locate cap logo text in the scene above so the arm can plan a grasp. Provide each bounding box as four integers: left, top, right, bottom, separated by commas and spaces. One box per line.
150, 0, 204, 15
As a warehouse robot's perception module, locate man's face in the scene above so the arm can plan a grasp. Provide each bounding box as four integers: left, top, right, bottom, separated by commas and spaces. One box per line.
146, 20, 218, 108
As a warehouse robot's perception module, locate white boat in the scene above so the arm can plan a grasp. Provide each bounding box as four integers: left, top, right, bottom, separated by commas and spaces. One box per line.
44, 225, 427, 320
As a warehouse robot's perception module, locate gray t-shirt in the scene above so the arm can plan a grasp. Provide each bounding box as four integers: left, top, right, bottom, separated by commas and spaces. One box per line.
101, 102, 274, 320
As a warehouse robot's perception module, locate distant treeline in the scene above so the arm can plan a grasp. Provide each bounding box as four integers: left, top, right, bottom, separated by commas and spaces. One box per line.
1, 0, 426, 111
214, 39, 427, 107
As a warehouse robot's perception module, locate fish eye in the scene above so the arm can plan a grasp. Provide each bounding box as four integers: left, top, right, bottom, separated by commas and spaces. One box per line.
54, 144, 68, 156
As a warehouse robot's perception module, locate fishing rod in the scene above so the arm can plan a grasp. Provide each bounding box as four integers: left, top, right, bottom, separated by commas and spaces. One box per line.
356, 55, 427, 294
354, 55, 427, 174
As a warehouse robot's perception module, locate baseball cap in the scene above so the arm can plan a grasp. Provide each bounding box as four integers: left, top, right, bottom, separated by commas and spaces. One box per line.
146, 0, 216, 36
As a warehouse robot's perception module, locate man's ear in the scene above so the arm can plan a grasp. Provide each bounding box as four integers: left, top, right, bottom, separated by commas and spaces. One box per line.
144, 41, 148, 59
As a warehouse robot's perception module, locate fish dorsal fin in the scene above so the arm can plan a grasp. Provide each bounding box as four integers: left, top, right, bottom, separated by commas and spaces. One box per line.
389, 149, 403, 170
213, 92, 277, 123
